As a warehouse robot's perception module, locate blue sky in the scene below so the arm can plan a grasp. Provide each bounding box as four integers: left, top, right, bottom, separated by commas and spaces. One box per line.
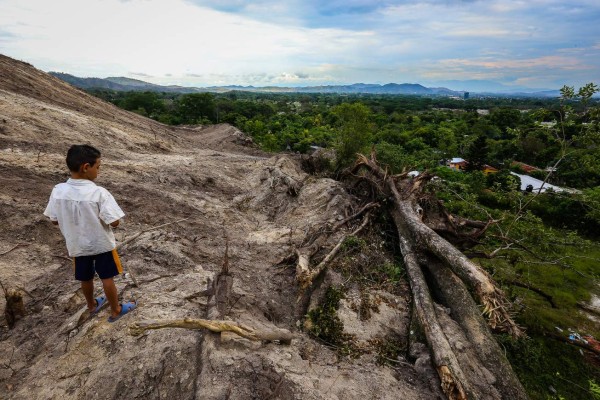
0, 0, 599, 90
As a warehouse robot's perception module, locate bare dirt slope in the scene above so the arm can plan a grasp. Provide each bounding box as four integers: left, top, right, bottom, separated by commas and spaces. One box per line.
0, 54, 440, 399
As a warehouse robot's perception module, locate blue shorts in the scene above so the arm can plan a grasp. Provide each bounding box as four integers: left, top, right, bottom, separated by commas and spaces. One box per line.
73, 249, 123, 281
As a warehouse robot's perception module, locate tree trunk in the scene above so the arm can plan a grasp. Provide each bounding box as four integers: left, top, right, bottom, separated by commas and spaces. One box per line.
347, 154, 527, 399
391, 210, 471, 400
424, 256, 528, 400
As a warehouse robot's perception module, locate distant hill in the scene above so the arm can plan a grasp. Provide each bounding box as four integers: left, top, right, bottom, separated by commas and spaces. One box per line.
49, 72, 566, 97
48, 72, 209, 93
49, 72, 465, 96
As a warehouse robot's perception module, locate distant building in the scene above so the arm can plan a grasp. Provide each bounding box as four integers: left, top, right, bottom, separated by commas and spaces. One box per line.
448, 157, 467, 170
510, 172, 566, 193
447, 157, 498, 174
482, 165, 499, 175
464, 92, 469, 100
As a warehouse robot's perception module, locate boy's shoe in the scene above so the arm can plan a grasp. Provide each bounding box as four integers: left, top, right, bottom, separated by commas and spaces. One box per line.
108, 301, 137, 323
91, 296, 107, 315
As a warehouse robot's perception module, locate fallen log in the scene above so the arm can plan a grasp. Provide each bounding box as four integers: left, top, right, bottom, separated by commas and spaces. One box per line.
354, 154, 523, 338
343, 153, 527, 398
391, 210, 471, 400
129, 318, 294, 345
424, 256, 528, 399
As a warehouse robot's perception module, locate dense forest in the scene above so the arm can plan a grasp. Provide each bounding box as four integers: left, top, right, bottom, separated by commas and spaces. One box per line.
88, 86, 600, 399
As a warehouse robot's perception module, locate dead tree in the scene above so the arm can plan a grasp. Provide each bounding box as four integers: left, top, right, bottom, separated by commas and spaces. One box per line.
294, 153, 527, 400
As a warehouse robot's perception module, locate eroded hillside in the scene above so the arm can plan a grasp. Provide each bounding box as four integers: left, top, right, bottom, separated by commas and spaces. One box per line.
0, 55, 441, 399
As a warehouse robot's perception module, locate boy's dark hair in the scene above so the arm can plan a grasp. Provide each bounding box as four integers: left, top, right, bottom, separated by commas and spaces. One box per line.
66, 144, 101, 172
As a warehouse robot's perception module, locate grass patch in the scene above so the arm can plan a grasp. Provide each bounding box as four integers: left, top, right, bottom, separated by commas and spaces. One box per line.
306, 286, 357, 356
497, 334, 600, 400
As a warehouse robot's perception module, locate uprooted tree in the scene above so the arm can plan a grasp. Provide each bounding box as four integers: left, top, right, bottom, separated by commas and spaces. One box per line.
295, 152, 528, 400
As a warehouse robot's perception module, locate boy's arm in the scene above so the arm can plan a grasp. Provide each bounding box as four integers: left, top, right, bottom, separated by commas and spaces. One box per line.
44, 188, 59, 224
99, 189, 125, 227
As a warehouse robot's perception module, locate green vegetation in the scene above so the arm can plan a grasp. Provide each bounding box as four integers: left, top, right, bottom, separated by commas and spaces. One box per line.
306, 286, 356, 356
89, 88, 600, 188
497, 335, 600, 400
88, 85, 600, 399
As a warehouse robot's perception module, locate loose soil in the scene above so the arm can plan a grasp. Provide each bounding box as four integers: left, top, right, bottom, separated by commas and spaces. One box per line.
0, 54, 442, 399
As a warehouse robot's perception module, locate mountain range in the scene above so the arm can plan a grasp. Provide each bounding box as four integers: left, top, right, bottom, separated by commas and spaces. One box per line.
49, 72, 562, 97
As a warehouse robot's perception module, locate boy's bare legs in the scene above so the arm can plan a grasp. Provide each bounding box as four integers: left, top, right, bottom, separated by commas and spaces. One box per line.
81, 279, 96, 312
101, 277, 122, 317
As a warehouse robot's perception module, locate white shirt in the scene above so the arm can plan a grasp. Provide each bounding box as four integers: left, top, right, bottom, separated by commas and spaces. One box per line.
44, 179, 125, 257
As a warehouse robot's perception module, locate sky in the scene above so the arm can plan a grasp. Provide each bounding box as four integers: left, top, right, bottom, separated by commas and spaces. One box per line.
1, 0, 599, 91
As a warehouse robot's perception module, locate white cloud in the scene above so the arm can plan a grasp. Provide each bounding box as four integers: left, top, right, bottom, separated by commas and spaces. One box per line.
0, 0, 372, 83
0, 0, 598, 87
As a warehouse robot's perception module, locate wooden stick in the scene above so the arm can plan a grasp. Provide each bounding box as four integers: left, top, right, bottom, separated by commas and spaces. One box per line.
129, 318, 294, 345
0, 243, 30, 257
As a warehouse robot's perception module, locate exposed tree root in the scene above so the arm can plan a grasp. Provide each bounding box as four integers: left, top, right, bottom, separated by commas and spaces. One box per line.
296, 212, 372, 289
129, 318, 294, 345
1, 285, 25, 329
332, 201, 379, 231
117, 217, 190, 250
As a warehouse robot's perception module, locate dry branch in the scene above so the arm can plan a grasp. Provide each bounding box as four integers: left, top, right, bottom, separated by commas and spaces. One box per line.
504, 280, 557, 308
115, 217, 189, 286
332, 202, 379, 231
296, 212, 371, 289
129, 318, 293, 345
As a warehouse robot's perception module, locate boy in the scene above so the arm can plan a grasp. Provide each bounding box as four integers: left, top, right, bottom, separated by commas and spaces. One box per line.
44, 144, 136, 322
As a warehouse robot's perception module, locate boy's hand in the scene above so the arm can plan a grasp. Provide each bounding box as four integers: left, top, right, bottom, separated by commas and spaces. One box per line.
110, 220, 120, 228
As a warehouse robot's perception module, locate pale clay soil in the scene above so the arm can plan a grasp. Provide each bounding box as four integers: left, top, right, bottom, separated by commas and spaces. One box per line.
0, 55, 443, 399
